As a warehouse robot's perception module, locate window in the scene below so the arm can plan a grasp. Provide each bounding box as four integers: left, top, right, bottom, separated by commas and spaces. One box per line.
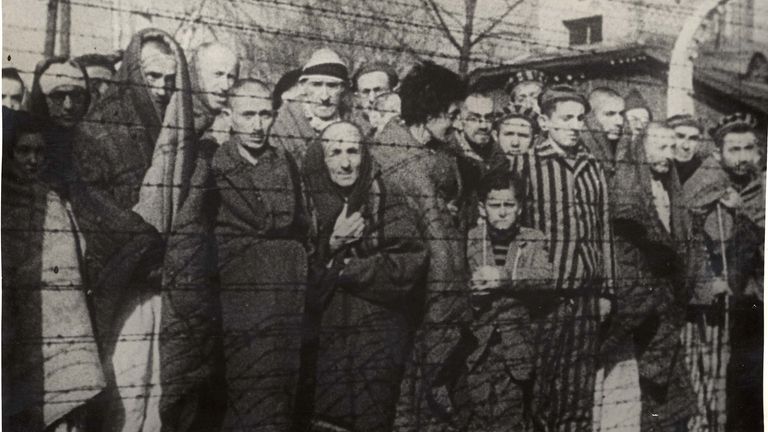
563, 15, 603, 46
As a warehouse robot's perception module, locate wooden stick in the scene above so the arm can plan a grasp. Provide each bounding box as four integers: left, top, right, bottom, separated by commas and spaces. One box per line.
715, 203, 730, 335
481, 218, 487, 267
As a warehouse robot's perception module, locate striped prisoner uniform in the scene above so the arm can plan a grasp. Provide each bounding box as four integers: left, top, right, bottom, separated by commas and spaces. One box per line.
521, 138, 615, 432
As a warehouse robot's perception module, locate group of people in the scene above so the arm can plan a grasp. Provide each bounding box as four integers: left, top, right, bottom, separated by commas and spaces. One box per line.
1, 25, 764, 432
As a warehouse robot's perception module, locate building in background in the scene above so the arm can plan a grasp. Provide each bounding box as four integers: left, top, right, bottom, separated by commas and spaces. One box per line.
470, 0, 767, 130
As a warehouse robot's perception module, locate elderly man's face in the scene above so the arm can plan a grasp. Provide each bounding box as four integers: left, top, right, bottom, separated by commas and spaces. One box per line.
303, 76, 344, 120
141, 42, 177, 110
496, 117, 534, 156
3, 77, 24, 110
645, 126, 676, 175
198, 45, 238, 111
512, 81, 543, 114
46, 84, 89, 128
323, 124, 362, 188
593, 95, 626, 141
356, 71, 391, 110
673, 125, 702, 163
461, 95, 495, 147
230, 83, 274, 151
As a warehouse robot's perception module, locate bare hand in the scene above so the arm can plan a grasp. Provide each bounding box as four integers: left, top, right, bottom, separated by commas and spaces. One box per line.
599, 297, 612, 322
695, 276, 733, 305
720, 187, 743, 209
329, 204, 364, 252
471, 265, 504, 294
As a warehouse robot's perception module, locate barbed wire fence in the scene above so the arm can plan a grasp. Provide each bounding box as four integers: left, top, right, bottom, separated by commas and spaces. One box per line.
2, 0, 765, 431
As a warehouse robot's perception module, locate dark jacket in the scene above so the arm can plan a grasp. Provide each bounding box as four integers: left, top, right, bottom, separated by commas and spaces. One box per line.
581, 116, 632, 183
303, 136, 428, 432
604, 135, 696, 431
464, 225, 552, 431
162, 139, 309, 431
373, 119, 473, 431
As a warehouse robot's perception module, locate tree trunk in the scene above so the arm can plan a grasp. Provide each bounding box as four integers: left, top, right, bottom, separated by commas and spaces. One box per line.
44, 0, 59, 57
459, 0, 477, 77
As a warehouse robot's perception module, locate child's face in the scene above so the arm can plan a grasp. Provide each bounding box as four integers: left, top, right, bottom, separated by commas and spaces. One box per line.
496, 117, 533, 156
13, 133, 46, 180
482, 188, 520, 232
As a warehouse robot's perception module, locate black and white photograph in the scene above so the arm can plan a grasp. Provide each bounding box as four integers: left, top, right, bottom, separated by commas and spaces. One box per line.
1, 0, 766, 431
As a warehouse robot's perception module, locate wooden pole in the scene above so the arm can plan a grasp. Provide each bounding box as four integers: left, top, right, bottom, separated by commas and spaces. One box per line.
60, 0, 71, 57
715, 203, 730, 334
44, 0, 59, 57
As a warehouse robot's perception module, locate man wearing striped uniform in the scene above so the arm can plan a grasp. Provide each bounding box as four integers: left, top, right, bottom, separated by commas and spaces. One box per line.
521, 85, 614, 432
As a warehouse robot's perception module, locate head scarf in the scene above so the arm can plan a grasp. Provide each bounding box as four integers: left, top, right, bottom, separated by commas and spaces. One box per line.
29, 57, 90, 123
303, 121, 376, 233
105, 28, 193, 143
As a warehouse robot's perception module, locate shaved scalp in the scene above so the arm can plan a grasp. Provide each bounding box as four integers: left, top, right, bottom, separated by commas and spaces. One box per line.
195, 42, 239, 66
588, 87, 622, 109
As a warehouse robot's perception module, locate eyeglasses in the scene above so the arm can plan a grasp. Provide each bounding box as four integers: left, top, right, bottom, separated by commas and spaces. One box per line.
464, 113, 496, 124
47, 89, 88, 105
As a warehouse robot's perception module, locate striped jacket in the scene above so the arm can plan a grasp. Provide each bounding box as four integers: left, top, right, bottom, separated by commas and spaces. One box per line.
522, 139, 615, 296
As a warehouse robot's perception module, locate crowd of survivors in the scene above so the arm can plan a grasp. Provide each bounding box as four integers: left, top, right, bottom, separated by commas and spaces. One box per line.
1, 26, 764, 432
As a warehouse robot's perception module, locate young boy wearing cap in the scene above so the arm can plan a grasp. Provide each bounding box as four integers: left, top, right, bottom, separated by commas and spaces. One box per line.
464, 172, 552, 432
521, 84, 615, 432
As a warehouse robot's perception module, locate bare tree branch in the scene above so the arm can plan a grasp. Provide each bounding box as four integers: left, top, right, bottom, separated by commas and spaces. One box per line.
470, 0, 525, 47
360, 0, 424, 62
421, 0, 462, 51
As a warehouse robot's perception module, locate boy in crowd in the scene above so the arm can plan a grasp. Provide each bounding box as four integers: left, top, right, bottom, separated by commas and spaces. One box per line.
465, 172, 552, 432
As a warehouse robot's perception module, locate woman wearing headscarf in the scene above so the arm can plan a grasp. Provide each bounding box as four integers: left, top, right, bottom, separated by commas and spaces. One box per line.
4, 57, 161, 431
599, 122, 696, 432
2, 107, 105, 432
73, 28, 197, 432
301, 122, 428, 432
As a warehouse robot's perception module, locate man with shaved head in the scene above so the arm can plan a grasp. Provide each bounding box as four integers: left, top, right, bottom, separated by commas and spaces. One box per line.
189, 42, 239, 140
583, 87, 630, 180
161, 77, 311, 431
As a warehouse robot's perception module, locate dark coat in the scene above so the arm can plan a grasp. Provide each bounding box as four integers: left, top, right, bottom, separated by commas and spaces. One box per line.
270, 99, 323, 168
464, 225, 553, 432
2, 161, 161, 432
450, 132, 510, 229
373, 119, 473, 431
211, 140, 310, 431
303, 137, 428, 431
605, 135, 696, 431
581, 116, 632, 184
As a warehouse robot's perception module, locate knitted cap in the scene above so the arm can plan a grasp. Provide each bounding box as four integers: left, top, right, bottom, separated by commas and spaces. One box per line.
301, 48, 348, 82
709, 112, 758, 141
539, 84, 589, 114
504, 69, 547, 94
666, 113, 702, 131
